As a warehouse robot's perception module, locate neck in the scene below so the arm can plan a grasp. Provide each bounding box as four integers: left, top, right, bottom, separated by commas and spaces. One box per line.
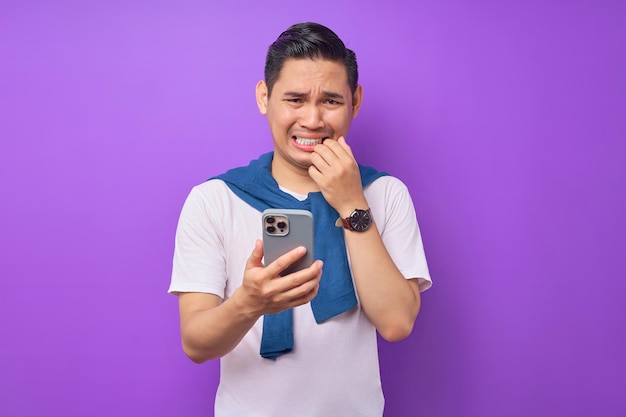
271, 157, 320, 195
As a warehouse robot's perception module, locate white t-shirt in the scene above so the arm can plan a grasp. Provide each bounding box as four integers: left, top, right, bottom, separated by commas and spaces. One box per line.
170, 176, 431, 417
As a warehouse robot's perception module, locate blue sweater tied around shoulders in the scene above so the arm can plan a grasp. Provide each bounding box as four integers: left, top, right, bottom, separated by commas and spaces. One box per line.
214, 152, 387, 359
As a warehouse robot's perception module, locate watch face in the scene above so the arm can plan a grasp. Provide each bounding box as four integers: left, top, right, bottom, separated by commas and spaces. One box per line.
350, 209, 372, 232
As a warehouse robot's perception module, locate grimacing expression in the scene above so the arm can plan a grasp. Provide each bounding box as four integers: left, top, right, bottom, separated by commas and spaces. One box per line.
256, 58, 363, 171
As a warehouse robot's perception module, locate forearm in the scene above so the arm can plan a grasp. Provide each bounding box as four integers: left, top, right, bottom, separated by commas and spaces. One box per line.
344, 221, 421, 342
179, 291, 260, 363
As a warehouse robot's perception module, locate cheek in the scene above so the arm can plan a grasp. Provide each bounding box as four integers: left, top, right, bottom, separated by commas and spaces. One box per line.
329, 112, 353, 133
269, 108, 296, 127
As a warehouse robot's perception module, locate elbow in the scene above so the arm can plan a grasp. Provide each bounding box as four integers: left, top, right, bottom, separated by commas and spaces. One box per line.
181, 337, 217, 364
377, 296, 421, 342
378, 320, 415, 342
186, 352, 209, 364
182, 343, 209, 364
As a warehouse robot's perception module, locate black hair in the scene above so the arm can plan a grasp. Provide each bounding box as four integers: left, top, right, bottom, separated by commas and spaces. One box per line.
264, 22, 358, 96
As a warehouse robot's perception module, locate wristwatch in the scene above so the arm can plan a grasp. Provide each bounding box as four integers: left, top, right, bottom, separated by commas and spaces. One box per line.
340, 208, 372, 232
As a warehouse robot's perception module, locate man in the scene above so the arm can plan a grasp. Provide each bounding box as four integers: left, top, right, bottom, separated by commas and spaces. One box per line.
169, 22, 431, 416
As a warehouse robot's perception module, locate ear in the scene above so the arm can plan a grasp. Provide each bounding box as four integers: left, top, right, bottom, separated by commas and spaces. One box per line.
351, 84, 363, 118
256, 80, 269, 115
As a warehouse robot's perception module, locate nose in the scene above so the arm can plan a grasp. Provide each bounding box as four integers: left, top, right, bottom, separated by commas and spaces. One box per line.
298, 103, 325, 130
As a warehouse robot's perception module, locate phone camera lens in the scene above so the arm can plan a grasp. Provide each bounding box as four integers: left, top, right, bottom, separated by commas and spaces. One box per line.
277, 221, 286, 229
266, 217, 275, 224
266, 226, 276, 233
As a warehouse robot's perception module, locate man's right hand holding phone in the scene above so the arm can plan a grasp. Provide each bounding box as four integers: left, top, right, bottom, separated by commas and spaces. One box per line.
235, 239, 322, 319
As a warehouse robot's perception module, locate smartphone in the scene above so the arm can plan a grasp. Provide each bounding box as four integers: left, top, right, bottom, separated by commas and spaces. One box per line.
262, 209, 314, 276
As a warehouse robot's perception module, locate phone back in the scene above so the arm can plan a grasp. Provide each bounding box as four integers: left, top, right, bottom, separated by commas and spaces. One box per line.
262, 209, 314, 276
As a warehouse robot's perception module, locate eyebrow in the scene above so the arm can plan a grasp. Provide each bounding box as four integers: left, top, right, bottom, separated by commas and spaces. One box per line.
283, 91, 345, 99
283, 91, 307, 98
323, 91, 345, 100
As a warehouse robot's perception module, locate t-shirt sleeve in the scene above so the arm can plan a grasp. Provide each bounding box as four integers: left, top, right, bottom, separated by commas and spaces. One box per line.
373, 177, 432, 292
169, 184, 227, 297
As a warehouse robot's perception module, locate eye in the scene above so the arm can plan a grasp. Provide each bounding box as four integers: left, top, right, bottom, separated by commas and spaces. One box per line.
324, 98, 342, 105
283, 94, 304, 104
284, 98, 303, 104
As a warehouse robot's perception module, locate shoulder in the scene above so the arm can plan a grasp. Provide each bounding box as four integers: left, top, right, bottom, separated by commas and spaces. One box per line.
365, 175, 412, 201
189, 179, 232, 199
179, 179, 254, 230
364, 175, 419, 229
185, 179, 244, 210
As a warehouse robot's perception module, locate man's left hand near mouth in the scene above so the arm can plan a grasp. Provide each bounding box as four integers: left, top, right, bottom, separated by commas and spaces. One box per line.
308, 136, 368, 216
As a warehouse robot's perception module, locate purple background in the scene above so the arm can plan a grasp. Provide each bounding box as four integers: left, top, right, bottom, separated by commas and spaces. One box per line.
1, 1, 625, 416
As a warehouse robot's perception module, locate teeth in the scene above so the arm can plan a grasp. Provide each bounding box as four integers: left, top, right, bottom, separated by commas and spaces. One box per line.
295, 137, 324, 146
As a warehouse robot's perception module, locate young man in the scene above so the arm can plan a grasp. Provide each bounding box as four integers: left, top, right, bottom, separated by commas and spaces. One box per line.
170, 22, 431, 416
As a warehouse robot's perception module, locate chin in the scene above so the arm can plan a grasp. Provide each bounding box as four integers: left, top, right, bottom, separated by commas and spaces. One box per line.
294, 156, 314, 170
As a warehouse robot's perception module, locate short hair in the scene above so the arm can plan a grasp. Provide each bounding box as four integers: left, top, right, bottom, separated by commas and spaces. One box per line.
264, 22, 358, 96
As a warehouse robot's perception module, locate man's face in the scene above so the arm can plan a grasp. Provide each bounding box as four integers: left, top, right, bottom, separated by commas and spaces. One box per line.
256, 58, 362, 172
